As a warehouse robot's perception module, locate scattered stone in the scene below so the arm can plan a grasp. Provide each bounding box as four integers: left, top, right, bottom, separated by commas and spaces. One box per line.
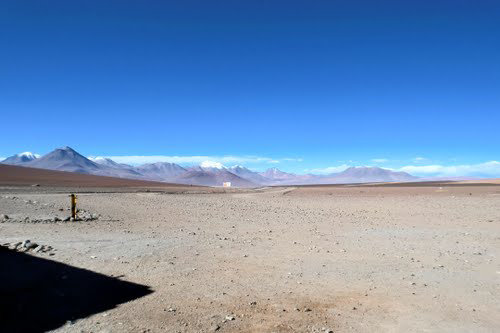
22, 240, 37, 250
1, 214, 8, 220
210, 324, 220, 332
225, 315, 235, 321
304, 307, 312, 312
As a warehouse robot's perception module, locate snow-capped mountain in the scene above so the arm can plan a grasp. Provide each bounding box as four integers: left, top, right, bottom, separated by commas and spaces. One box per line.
89, 157, 136, 170
1, 152, 40, 165
4, 147, 421, 187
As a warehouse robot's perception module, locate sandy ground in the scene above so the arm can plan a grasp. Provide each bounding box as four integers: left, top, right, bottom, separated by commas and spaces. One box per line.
1, 184, 499, 332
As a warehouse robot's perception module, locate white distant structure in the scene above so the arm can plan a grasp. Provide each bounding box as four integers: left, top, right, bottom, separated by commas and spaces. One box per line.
223, 182, 232, 187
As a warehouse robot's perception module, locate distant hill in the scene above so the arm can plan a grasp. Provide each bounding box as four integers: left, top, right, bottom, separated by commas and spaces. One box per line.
25, 147, 145, 180
135, 162, 187, 181
178, 166, 256, 187
1, 152, 40, 165
2, 146, 423, 187
259, 167, 297, 181
256, 166, 417, 185
27, 147, 102, 174
323, 166, 418, 184
228, 165, 271, 184
0, 164, 191, 188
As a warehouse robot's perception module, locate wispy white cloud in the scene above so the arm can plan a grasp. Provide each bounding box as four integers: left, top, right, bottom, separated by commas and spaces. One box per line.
397, 161, 500, 177
307, 164, 351, 174
371, 158, 388, 163
413, 156, 428, 163
90, 155, 302, 166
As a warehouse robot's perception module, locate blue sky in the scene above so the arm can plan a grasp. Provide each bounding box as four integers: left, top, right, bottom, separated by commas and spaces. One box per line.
1, 1, 499, 177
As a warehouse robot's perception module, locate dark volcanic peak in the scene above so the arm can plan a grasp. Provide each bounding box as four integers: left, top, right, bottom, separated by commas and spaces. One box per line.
27, 146, 101, 174
1, 152, 40, 165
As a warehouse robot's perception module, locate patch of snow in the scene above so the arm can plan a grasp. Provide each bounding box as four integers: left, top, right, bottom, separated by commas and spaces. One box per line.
17, 152, 40, 159
201, 161, 225, 169
88, 156, 106, 162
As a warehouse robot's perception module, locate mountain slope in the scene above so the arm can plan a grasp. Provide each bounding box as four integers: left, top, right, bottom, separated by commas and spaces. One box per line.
259, 167, 297, 181
176, 167, 256, 187
136, 162, 187, 181
1, 152, 40, 165
320, 167, 418, 184
228, 166, 271, 185
27, 147, 102, 174
27, 147, 145, 179
89, 157, 135, 170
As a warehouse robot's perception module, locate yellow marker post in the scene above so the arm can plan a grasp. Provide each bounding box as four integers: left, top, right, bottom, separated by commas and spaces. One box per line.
70, 194, 77, 220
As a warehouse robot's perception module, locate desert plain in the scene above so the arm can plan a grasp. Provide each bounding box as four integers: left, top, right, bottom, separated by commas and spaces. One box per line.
1, 178, 500, 332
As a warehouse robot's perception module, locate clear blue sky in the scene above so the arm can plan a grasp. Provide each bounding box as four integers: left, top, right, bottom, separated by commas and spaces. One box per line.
1, 1, 499, 177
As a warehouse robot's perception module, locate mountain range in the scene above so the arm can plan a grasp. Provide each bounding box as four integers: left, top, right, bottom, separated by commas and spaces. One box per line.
1, 146, 418, 187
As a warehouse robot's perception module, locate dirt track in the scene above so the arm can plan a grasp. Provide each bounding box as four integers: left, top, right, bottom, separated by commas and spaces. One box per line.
1, 184, 499, 332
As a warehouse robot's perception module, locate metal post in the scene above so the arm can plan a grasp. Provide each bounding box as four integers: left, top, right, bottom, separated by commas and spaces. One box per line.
70, 194, 77, 220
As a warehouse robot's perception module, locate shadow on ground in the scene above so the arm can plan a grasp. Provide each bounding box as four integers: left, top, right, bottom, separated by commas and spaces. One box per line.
0, 246, 153, 333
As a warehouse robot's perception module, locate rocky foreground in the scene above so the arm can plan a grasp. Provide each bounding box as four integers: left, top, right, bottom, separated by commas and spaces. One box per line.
1, 185, 499, 332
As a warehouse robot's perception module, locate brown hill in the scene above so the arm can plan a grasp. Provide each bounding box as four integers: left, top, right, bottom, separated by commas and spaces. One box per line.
0, 164, 193, 188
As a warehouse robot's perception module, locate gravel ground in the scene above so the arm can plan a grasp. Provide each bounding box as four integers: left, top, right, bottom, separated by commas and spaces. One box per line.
1, 185, 499, 332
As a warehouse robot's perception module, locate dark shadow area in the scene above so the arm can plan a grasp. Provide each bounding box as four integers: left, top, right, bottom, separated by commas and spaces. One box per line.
0, 247, 153, 333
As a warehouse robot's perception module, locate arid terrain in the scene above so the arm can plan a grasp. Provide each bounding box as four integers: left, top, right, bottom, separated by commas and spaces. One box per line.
1, 180, 500, 332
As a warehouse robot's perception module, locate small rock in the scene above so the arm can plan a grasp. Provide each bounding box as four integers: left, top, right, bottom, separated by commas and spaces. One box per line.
54, 217, 61, 222
304, 307, 312, 312
63, 216, 70, 222
1, 214, 8, 220
225, 315, 235, 321
22, 240, 37, 250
